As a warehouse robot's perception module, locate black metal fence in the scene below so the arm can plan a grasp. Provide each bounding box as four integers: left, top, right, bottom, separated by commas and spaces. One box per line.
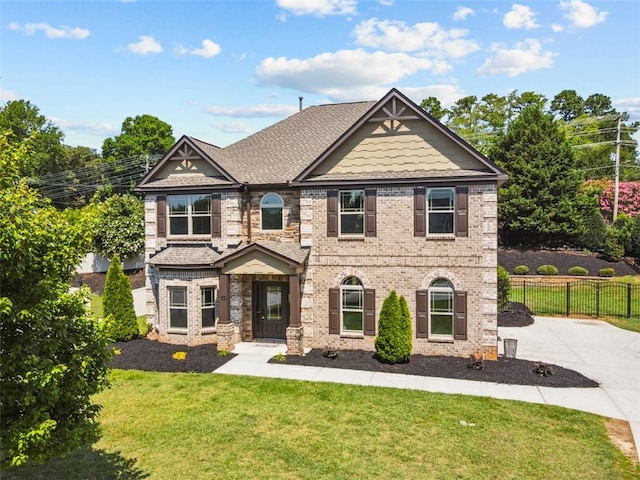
508, 280, 640, 319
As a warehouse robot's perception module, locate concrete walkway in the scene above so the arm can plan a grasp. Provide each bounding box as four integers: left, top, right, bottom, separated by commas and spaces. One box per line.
214, 317, 640, 460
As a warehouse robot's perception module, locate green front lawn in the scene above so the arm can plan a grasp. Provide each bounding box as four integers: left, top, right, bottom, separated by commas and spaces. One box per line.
5, 370, 637, 479
90, 294, 147, 335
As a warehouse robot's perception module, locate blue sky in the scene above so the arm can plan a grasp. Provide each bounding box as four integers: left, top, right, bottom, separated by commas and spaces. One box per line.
2, 0, 639, 151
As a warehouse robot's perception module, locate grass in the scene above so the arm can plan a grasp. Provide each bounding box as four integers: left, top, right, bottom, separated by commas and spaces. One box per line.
4, 370, 638, 480
90, 294, 148, 336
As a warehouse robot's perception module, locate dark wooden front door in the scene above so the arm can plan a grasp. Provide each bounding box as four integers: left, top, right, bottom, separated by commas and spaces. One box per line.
253, 281, 289, 339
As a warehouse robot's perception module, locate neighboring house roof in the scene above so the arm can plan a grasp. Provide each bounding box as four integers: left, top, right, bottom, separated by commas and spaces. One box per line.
136, 88, 507, 192
149, 245, 221, 268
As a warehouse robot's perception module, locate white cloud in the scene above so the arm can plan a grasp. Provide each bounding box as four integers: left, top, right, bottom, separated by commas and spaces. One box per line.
9, 22, 90, 39
0, 88, 17, 102
378, 0, 394, 6
559, 0, 608, 28
503, 4, 539, 29
402, 84, 467, 107
353, 19, 479, 59
256, 49, 437, 97
213, 121, 254, 134
453, 7, 474, 21
126, 35, 163, 55
51, 118, 117, 136
276, 0, 357, 16
477, 39, 555, 77
551, 23, 564, 32
206, 104, 298, 118
613, 97, 640, 121
174, 39, 221, 58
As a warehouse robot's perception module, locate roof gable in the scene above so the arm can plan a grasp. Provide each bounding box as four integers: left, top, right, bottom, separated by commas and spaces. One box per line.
294, 88, 506, 185
136, 136, 240, 191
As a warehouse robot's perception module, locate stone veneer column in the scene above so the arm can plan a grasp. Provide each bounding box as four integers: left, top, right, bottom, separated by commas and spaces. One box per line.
216, 274, 235, 352
286, 274, 304, 355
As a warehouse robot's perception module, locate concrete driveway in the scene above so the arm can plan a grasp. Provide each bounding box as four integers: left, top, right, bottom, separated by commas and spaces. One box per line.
499, 316, 640, 458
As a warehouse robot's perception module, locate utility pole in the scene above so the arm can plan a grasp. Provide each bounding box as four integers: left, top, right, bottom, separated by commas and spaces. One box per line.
613, 114, 621, 222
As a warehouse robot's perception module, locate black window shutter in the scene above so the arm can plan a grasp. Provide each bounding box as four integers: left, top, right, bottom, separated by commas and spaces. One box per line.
455, 187, 468, 237
414, 187, 426, 237
364, 189, 376, 237
157, 195, 167, 238
363, 288, 375, 335
454, 291, 467, 340
416, 290, 428, 338
212, 193, 221, 238
329, 288, 340, 334
327, 190, 339, 237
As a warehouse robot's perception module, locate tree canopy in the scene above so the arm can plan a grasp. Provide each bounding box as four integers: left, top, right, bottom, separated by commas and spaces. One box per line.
102, 114, 175, 163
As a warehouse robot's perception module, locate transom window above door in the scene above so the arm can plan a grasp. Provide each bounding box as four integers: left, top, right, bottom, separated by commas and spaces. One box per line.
260, 193, 284, 230
168, 194, 211, 236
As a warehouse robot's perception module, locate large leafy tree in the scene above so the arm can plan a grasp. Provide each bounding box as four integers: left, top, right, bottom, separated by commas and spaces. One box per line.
0, 100, 67, 178
0, 132, 111, 467
91, 194, 145, 259
102, 114, 175, 164
489, 105, 593, 247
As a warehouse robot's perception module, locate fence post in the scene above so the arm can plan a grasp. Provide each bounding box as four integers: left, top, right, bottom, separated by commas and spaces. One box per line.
627, 283, 632, 319
566, 282, 571, 317
523, 280, 526, 311
596, 282, 600, 318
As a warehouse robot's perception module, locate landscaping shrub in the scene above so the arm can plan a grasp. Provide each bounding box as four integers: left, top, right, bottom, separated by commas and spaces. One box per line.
103, 255, 139, 342
567, 266, 588, 276
536, 265, 558, 276
602, 228, 625, 262
598, 268, 615, 277
512, 265, 529, 275
497, 266, 510, 312
375, 290, 412, 364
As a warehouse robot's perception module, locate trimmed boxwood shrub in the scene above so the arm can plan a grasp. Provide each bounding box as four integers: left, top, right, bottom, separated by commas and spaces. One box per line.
598, 268, 615, 277
497, 266, 510, 312
375, 290, 412, 364
567, 266, 588, 276
536, 265, 559, 276
513, 265, 529, 275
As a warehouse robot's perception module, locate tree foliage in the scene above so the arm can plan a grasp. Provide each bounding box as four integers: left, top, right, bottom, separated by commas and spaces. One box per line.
497, 266, 511, 312
0, 132, 111, 467
374, 290, 412, 364
102, 114, 175, 164
91, 194, 145, 259
0, 100, 67, 178
102, 256, 139, 342
489, 105, 593, 247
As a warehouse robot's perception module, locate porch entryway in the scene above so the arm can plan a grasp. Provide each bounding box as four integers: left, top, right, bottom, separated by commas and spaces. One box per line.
252, 281, 289, 339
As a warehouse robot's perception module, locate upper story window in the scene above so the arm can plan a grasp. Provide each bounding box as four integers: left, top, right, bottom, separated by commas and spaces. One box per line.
428, 188, 455, 234
260, 193, 284, 230
339, 190, 365, 236
168, 194, 211, 236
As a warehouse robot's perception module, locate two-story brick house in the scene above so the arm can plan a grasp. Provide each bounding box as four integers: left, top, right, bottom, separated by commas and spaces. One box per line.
135, 88, 507, 360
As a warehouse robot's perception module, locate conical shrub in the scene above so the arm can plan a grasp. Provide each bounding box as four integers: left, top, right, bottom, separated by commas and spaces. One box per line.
375, 290, 412, 363
103, 255, 138, 341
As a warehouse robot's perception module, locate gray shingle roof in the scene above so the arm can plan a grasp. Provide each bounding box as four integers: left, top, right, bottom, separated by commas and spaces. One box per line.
196, 101, 376, 185
149, 246, 220, 267
216, 241, 310, 266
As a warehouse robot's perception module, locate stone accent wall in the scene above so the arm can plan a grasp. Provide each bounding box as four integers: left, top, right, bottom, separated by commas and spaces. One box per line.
241, 190, 300, 244
299, 184, 499, 359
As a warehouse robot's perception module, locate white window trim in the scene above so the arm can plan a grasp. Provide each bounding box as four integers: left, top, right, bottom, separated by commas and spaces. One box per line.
339, 190, 365, 238
340, 277, 364, 334
201, 286, 217, 333
168, 286, 188, 331
426, 187, 455, 236
167, 194, 211, 237
428, 280, 454, 339
259, 193, 284, 231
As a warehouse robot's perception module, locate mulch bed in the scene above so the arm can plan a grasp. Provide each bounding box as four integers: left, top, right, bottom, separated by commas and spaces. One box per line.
110, 338, 236, 373
498, 249, 638, 277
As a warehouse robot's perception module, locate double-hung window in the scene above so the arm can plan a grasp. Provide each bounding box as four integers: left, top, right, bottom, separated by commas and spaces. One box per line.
428, 279, 454, 337
427, 188, 455, 234
341, 276, 363, 333
339, 190, 364, 236
201, 287, 216, 329
169, 287, 188, 329
168, 194, 211, 236
260, 193, 284, 230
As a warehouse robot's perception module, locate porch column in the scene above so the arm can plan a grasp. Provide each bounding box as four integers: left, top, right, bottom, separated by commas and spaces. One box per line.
217, 274, 235, 352
286, 274, 304, 355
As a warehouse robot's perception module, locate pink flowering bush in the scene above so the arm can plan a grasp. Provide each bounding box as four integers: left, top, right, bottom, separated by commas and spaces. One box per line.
583, 180, 640, 220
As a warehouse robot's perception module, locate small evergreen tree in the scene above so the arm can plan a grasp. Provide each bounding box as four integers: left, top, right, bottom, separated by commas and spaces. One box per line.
375, 290, 412, 363
497, 266, 511, 312
103, 255, 138, 341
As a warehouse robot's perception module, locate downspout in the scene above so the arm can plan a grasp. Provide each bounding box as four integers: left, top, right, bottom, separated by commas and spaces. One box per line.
244, 183, 251, 243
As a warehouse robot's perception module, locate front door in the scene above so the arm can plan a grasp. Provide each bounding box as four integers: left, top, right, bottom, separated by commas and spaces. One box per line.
253, 281, 289, 339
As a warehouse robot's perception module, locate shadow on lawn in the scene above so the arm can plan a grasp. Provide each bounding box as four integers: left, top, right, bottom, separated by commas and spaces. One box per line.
2, 446, 150, 480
